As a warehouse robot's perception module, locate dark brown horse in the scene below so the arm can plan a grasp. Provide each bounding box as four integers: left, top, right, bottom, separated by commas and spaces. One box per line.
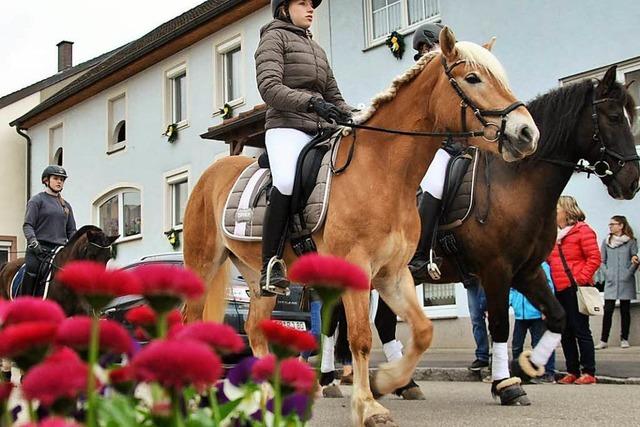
0, 225, 118, 315
424, 65, 639, 402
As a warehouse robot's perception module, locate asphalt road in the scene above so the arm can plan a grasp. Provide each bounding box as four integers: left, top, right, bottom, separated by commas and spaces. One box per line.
310, 381, 640, 426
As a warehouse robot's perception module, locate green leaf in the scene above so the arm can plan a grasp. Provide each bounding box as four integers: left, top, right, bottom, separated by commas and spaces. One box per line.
185, 410, 216, 427
218, 397, 244, 421
97, 394, 140, 427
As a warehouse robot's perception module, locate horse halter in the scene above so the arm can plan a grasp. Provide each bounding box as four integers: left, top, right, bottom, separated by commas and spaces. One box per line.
589, 83, 640, 178
441, 56, 525, 152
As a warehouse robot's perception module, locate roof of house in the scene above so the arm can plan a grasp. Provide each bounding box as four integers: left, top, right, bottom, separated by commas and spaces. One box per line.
11, 0, 255, 128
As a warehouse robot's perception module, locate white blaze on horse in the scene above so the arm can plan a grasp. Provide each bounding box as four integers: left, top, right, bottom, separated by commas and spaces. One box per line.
183, 28, 539, 426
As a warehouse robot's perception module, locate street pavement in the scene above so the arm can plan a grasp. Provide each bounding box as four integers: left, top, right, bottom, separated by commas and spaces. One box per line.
310, 381, 640, 426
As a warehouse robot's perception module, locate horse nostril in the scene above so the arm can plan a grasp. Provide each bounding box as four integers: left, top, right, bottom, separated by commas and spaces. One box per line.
518, 125, 534, 145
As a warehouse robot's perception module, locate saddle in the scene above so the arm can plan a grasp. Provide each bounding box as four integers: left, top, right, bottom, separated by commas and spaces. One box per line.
11, 248, 61, 300
223, 128, 343, 254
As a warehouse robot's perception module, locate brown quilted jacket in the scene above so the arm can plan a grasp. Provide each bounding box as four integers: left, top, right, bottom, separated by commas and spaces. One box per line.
255, 19, 350, 135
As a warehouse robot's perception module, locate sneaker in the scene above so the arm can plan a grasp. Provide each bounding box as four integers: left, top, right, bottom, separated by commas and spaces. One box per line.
468, 359, 490, 371
594, 341, 608, 350
620, 340, 630, 348
557, 373, 578, 384
574, 374, 597, 385
540, 373, 556, 384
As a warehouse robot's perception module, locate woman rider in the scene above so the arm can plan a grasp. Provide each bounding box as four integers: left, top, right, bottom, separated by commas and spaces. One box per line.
255, 0, 352, 295
21, 165, 77, 297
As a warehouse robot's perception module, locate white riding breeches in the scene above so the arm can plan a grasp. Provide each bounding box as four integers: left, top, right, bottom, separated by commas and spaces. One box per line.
419, 148, 452, 200
264, 128, 314, 196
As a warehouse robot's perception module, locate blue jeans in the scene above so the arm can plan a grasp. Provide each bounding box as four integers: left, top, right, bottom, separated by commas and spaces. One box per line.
512, 318, 556, 375
467, 284, 489, 362
301, 300, 322, 360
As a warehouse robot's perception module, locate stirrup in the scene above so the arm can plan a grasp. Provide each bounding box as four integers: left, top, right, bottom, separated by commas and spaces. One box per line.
261, 257, 291, 297
427, 250, 441, 280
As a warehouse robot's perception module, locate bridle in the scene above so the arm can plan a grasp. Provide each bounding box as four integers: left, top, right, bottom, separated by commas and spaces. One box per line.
543, 83, 640, 178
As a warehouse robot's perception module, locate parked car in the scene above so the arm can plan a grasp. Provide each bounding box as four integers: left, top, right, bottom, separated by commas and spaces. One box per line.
101, 252, 312, 362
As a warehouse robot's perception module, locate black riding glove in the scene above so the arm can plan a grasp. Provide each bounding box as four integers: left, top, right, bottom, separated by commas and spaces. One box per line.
29, 241, 45, 257
308, 97, 351, 124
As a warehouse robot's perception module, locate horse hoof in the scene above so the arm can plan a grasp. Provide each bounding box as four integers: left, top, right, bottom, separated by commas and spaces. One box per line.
399, 385, 426, 400
364, 414, 398, 427
322, 383, 344, 398
369, 373, 383, 399
492, 378, 531, 406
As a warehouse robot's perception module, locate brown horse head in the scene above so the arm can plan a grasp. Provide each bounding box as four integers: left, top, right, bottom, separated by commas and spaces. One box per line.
426, 27, 539, 161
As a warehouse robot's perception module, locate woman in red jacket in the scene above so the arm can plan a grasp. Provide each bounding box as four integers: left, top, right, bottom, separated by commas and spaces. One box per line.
547, 195, 601, 385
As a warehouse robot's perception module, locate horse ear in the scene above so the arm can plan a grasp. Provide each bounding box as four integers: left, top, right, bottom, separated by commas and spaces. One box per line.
598, 65, 617, 94
107, 235, 120, 245
440, 26, 458, 60
483, 37, 497, 52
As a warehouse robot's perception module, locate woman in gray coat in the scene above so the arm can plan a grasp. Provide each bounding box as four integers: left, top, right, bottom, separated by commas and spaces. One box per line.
254, 0, 351, 296
595, 216, 639, 349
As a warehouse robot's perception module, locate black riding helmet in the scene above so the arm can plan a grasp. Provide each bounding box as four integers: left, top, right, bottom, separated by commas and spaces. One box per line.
412, 22, 444, 60
271, 0, 322, 18
41, 165, 68, 183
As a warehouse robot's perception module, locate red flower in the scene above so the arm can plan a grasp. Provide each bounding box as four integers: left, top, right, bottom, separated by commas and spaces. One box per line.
0, 321, 58, 358
0, 381, 12, 402
125, 305, 156, 326
22, 347, 88, 407
132, 264, 205, 300
171, 321, 245, 354
131, 339, 222, 391
56, 316, 133, 356
0, 297, 65, 326
109, 366, 135, 385
251, 354, 276, 383
56, 261, 142, 297
288, 254, 370, 291
280, 357, 316, 394
23, 418, 83, 427
168, 309, 183, 328
259, 320, 317, 354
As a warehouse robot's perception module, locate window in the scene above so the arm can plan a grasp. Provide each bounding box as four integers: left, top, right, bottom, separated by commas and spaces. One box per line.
49, 124, 63, 165
365, 0, 440, 45
108, 93, 126, 151
164, 169, 190, 230
96, 188, 142, 240
165, 63, 188, 126
0, 238, 16, 264
214, 36, 244, 114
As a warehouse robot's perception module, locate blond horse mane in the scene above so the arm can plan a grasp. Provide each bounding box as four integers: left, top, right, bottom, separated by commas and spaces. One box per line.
353, 41, 510, 125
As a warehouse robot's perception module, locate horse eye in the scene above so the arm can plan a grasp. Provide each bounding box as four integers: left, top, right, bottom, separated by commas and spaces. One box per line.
608, 114, 623, 123
464, 73, 482, 84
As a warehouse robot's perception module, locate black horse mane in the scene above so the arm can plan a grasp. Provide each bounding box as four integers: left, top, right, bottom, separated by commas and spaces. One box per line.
525, 79, 636, 160
66, 225, 103, 247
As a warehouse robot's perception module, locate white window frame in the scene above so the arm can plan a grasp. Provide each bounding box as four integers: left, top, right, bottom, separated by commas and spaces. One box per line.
213, 34, 245, 117
363, 0, 441, 49
48, 123, 63, 165
164, 62, 189, 130
561, 56, 640, 154
0, 240, 13, 264
163, 167, 191, 232
106, 91, 127, 154
93, 185, 143, 243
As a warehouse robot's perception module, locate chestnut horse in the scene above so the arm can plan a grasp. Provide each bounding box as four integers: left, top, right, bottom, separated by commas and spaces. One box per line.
183, 28, 539, 426
0, 225, 118, 315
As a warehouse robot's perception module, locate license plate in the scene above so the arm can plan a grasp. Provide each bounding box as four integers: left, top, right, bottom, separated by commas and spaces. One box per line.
275, 320, 307, 331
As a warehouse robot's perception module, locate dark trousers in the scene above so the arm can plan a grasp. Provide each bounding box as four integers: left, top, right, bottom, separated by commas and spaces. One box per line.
375, 298, 397, 345
601, 299, 631, 342
512, 318, 556, 375
22, 242, 56, 297
556, 287, 596, 376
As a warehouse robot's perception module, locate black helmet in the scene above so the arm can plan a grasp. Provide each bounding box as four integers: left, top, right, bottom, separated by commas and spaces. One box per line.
412, 22, 444, 52
41, 165, 68, 183
271, 0, 322, 18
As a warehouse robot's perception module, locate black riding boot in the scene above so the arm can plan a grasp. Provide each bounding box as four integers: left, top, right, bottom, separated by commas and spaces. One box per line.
260, 188, 292, 296
408, 192, 443, 283
20, 272, 38, 297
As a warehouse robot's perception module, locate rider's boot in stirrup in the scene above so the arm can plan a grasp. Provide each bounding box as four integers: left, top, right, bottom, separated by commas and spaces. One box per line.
408, 192, 443, 283
260, 188, 292, 296
20, 272, 38, 297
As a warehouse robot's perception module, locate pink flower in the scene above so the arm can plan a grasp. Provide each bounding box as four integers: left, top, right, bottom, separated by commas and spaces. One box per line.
23, 418, 83, 427
251, 354, 276, 383
22, 347, 88, 407
125, 305, 156, 326
132, 339, 222, 391
0, 297, 65, 326
0, 321, 58, 358
171, 321, 245, 354
56, 261, 142, 297
289, 254, 370, 291
0, 381, 12, 403
55, 316, 133, 356
280, 357, 316, 394
259, 320, 317, 354
109, 366, 135, 385
132, 264, 205, 300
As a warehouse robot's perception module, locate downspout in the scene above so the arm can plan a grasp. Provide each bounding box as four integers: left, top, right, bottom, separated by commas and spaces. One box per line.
15, 126, 31, 200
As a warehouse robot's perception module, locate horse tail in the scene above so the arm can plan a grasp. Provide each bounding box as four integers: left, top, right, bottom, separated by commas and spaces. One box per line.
201, 258, 231, 322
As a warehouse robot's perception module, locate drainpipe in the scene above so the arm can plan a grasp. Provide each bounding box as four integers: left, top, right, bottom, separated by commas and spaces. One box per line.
15, 126, 31, 200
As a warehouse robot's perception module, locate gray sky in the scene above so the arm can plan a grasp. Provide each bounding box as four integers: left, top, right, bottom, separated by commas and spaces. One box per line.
0, 0, 206, 97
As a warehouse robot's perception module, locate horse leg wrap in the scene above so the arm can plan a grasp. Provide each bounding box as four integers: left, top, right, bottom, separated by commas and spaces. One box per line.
517, 350, 545, 380
491, 378, 531, 406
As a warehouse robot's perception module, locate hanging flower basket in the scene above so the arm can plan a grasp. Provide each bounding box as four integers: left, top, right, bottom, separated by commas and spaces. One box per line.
163, 124, 178, 143
164, 228, 180, 250
386, 31, 405, 60
219, 103, 233, 120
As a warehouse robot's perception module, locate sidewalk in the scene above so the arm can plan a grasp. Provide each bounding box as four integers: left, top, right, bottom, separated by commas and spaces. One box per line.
365, 346, 640, 383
